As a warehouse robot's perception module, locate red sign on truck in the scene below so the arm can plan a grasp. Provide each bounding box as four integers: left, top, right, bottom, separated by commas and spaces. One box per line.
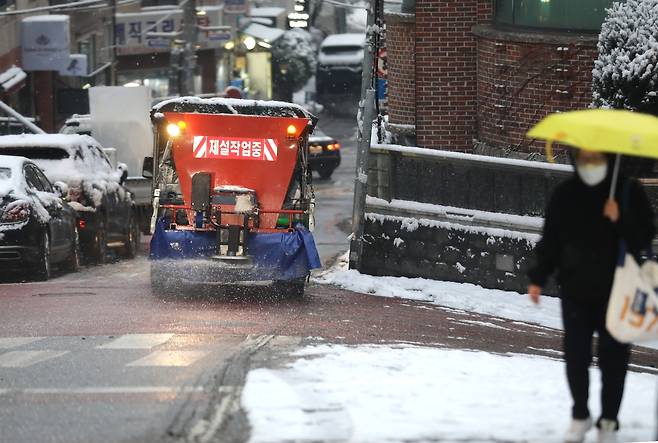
193, 136, 279, 161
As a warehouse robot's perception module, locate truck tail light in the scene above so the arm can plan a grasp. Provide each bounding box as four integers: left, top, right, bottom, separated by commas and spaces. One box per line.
287, 124, 297, 139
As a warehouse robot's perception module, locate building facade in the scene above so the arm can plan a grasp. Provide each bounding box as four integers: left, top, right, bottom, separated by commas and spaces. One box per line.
385, 0, 612, 156
0, 0, 113, 131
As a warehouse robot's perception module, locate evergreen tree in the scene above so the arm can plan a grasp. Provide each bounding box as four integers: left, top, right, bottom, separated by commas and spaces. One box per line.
592, 0, 658, 115
271, 29, 316, 101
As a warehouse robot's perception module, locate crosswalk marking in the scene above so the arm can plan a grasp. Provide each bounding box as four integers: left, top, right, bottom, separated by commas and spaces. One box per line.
0, 351, 68, 368
96, 334, 174, 350
0, 386, 204, 395
0, 337, 43, 349
126, 351, 210, 367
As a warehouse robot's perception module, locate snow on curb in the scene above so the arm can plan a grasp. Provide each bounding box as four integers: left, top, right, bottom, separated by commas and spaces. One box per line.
313, 252, 658, 351
242, 344, 658, 443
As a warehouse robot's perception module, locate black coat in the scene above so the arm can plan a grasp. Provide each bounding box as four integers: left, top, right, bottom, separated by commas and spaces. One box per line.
527, 172, 655, 305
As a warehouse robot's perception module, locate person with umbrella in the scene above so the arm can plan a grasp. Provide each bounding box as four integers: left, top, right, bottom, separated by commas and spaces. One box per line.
526, 110, 657, 443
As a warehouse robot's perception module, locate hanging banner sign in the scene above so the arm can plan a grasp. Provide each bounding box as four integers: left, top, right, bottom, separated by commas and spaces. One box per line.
224, 0, 248, 14
193, 136, 278, 162
115, 6, 229, 54
21, 15, 71, 71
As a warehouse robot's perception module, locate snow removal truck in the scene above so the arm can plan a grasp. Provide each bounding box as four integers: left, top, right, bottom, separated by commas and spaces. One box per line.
147, 97, 321, 296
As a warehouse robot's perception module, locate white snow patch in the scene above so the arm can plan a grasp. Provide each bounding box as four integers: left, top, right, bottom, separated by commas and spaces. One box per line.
366, 196, 544, 231
372, 143, 574, 172
365, 212, 540, 244
242, 344, 658, 442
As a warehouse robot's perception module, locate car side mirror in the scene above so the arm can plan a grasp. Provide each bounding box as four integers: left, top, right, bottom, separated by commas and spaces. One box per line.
142, 157, 153, 179
53, 181, 69, 199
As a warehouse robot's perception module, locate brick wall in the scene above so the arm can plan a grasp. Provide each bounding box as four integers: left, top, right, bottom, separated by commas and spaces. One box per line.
414, 0, 480, 151
476, 30, 598, 152
386, 17, 416, 128
384, 0, 602, 154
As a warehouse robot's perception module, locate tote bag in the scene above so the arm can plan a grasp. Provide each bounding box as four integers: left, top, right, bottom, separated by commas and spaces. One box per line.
606, 243, 658, 343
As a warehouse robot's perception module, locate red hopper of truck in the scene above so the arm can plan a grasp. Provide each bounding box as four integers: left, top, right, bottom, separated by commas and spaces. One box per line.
148, 97, 321, 296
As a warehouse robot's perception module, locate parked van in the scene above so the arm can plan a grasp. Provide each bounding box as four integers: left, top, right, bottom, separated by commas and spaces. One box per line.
316, 33, 366, 98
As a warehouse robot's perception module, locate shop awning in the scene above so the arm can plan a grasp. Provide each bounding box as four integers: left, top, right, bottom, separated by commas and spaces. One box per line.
0, 66, 26, 95
240, 23, 284, 43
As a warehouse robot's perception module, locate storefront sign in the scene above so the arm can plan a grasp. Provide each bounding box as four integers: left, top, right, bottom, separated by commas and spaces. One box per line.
59, 54, 88, 76
193, 136, 278, 162
21, 15, 70, 71
115, 7, 229, 54
224, 0, 248, 14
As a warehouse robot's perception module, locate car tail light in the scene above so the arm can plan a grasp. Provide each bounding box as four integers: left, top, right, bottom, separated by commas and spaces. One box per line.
327, 143, 341, 151
78, 219, 86, 229
1, 201, 30, 223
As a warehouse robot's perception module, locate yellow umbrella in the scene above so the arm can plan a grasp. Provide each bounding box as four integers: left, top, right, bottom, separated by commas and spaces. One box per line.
527, 109, 658, 197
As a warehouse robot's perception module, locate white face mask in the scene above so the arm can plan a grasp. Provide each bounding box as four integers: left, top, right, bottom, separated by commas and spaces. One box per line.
576, 163, 608, 186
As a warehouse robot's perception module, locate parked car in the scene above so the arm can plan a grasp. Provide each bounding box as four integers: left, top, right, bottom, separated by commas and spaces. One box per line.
0, 134, 139, 264
0, 155, 79, 280
308, 128, 341, 179
316, 33, 366, 98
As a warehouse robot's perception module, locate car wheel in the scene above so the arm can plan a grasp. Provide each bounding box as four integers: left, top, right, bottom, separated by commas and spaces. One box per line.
120, 215, 140, 259
88, 217, 107, 265
33, 230, 51, 281
62, 228, 81, 273
318, 167, 334, 180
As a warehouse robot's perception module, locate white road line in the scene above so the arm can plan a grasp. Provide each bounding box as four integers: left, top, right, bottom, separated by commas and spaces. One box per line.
96, 333, 174, 350
126, 350, 210, 367
0, 337, 43, 349
0, 386, 204, 395
0, 350, 69, 368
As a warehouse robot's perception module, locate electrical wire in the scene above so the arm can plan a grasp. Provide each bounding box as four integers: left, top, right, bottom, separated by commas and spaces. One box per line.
0, 0, 105, 16
57, 0, 140, 13
323, 0, 367, 10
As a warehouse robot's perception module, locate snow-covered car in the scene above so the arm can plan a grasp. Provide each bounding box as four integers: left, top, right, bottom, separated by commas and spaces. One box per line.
0, 134, 139, 264
0, 155, 79, 280
308, 127, 341, 179
317, 33, 365, 96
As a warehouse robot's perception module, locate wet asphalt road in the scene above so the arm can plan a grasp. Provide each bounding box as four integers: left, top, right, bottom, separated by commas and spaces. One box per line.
0, 111, 360, 443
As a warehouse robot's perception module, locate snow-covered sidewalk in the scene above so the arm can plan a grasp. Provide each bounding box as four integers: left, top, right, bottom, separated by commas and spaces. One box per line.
242, 344, 658, 443
313, 253, 658, 352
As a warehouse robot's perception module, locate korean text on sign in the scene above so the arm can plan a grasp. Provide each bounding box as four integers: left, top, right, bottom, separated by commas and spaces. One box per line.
193, 136, 278, 161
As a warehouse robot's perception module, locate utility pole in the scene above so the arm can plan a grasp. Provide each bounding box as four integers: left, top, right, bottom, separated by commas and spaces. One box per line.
110, 0, 117, 85
180, 0, 197, 96
349, 0, 378, 270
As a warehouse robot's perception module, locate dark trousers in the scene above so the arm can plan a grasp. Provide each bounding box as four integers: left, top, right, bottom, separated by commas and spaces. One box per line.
561, 297, 631, 423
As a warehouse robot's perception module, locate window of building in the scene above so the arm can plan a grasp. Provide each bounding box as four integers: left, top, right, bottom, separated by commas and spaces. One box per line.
494, 0, 617, 32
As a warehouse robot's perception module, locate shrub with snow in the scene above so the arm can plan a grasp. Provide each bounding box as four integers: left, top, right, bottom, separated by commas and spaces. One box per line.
592, 0, 658, 114
272, 29, 317, 99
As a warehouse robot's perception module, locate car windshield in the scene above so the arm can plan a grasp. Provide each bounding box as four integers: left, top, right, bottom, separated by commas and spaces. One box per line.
0, 147, 70, 160
321, 46, 363, 55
